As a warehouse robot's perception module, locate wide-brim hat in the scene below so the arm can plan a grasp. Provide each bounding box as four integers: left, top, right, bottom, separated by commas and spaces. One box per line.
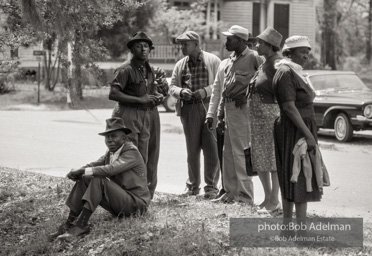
222, 25, 249, 41
175, 31, 200, 43
98, 117, 132, 136
282, 35, 312, 52
127, 31, 154, 50
257, 27, 283, 49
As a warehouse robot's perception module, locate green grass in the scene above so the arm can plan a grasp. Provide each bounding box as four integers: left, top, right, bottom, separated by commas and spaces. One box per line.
1, 167, 371, 256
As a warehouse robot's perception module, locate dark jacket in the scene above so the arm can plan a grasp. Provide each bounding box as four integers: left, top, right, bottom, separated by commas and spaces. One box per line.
84, 141, 151, 206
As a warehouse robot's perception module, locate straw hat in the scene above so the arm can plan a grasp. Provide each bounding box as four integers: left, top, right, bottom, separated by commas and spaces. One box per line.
222, 25, 249, 41
282, 35, 312, 52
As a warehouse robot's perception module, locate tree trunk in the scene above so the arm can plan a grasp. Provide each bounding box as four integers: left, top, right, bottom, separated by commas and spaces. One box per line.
322, 0, 338, 70
366, 0, 372, 62
58, 39, 69, 87
73, 64, 83, 100
69, 31, 83, 105
43, 52, 51, 90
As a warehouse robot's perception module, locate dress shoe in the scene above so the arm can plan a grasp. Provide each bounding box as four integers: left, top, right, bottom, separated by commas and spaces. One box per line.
211, 193, 234, 204
236, 196, 254, 205
57, 225, 90, 240
180, 188, 200, 197
216, 188, 226, 198
196, 191, 218, 200
257, 202, 281, 214
48, 222, 72, 241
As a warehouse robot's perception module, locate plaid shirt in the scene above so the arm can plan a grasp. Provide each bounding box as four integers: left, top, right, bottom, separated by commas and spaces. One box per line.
181, 52, 209, 91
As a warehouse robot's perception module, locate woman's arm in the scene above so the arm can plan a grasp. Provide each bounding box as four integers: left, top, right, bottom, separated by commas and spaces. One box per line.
282, 101, 316, 151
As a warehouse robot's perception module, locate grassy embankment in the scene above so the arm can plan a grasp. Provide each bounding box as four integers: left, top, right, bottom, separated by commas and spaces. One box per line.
1, 167, 371, 256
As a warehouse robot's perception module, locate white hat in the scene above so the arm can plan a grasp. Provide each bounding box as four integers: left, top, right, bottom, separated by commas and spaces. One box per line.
222, 25, 249, 41
282, 35, 312, 52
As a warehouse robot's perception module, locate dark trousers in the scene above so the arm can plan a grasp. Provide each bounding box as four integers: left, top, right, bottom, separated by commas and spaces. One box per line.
180, 103, 220, 193
66, 176, 146, 218
147, 108, 161, 198
217, 132, 225, 195
112, 106, 151, 165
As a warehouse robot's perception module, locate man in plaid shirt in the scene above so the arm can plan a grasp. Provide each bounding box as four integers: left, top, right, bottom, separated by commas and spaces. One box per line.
170, 31, 221, 199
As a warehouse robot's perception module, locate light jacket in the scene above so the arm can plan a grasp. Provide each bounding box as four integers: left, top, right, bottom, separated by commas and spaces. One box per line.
169, 50, 221, 116
207, 59, 229, 119
291, 138, 330, 192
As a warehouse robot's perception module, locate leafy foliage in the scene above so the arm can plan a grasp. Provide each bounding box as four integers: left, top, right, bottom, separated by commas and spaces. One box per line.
0, 0, 142, 100
97, 0, 158, 59
150, 0, 210, 43
317, 0, 372, 68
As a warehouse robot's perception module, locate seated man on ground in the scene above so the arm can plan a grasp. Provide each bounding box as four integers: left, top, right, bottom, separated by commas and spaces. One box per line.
50, 117, 151, 240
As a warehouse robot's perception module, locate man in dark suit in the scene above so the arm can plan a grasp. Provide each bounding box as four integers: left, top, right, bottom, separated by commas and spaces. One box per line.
49, 117, 151, 240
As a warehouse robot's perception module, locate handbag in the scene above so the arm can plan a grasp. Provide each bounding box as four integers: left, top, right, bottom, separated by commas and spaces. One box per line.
244, 147, 257, 176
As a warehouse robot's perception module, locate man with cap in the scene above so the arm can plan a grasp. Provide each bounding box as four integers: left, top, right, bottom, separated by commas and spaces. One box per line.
206, 32, 259, 198
169, 30, 221, 199
49, 117, 151, 240
208, 25, 263, 204
109, 31, 169, 199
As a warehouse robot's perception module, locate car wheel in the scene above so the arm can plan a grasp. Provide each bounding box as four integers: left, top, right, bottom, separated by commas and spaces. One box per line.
163, 95, 175, 112
334, 113, 353, 142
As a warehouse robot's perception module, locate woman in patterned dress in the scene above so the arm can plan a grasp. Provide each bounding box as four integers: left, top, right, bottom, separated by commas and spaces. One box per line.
273, 36, 322, 219
248, 27, 283, 212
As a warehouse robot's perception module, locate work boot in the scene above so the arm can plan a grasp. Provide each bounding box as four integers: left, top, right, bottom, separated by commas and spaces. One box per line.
201, 191, 218, 199
56, 225, 90, 240
210, 193, 235, 204
48, 222, 73, 241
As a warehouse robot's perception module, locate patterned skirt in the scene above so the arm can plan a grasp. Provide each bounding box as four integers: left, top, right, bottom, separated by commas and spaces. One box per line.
248, 93, 279, 173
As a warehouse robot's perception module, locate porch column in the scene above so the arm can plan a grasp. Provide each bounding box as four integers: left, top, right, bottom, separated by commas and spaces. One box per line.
260, 0, 267, 31
213, 0, 218, 39
206, 1, 211, 39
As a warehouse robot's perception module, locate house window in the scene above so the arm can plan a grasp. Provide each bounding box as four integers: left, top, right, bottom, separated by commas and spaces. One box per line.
174, 1, 189, 7
10, 48, 18, 58
274, 3, 289, 47
252, 2, 261, 37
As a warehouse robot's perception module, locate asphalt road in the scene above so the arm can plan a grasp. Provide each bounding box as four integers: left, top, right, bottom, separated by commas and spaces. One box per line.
1, 107, 372, 221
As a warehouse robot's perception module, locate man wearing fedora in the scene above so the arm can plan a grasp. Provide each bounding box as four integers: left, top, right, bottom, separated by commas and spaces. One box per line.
49, 117, 151, 240
208, 25, 263, 204
169, 31, 221, 199
109, 31, 168, 199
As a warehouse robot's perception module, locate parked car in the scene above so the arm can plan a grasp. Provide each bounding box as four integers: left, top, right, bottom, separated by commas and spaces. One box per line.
163, 77, 176, 112
305, 70, 372, 142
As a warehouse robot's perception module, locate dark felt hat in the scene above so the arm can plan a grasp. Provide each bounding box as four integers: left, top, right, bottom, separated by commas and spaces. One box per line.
98, 117, 132, 136
127, 31, 154, 50
247, 33, 257, 43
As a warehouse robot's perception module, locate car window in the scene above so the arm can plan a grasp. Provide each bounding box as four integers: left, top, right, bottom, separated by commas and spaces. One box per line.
309, 74, 367, 91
